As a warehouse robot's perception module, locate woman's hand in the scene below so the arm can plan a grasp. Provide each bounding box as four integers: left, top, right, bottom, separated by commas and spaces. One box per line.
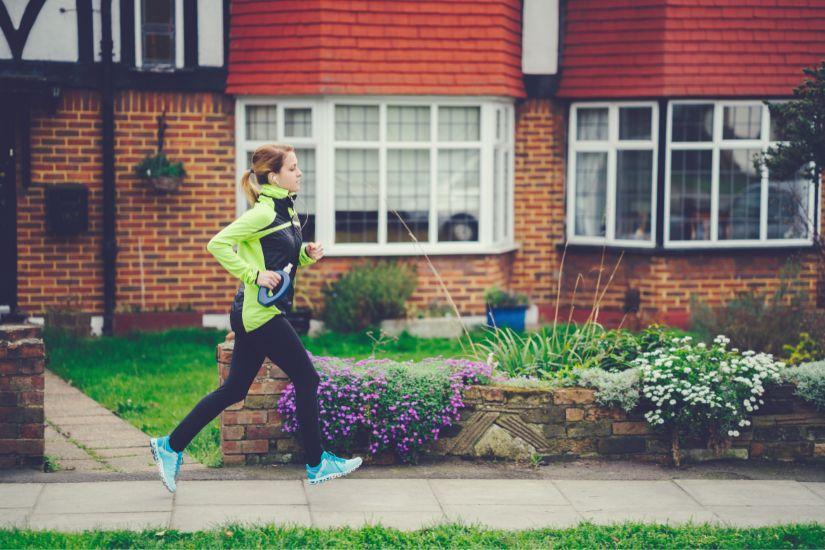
306, 242, 325, 261
256, 270, 282, 290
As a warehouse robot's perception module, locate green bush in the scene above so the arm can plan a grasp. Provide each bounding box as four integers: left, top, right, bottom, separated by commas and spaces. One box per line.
483, 286, 529, 308
691, 261, 825, 357
783, 332, 825, 366
783, 361, 825, 410
321, 260, 417, 333
576, 367, 641, 412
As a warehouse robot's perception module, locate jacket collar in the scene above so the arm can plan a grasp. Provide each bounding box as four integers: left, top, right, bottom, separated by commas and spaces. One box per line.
259, 183, 296, 201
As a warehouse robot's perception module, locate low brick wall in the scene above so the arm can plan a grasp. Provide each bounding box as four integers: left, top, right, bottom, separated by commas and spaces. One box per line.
0, 324, 45, 469
217, 336, 825, 466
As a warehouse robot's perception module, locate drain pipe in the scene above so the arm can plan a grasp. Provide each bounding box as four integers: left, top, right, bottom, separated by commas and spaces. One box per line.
100, 0, 117, 335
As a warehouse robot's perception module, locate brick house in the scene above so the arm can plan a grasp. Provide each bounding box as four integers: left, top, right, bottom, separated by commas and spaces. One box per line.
2, 0, 824, 334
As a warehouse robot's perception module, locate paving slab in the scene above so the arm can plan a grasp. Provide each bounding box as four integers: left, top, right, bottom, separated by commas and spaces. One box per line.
105, 455, 158, 473
34, 481, 172, 514
304, 479, 441, 512
709, 506, 825, 527
94, 446, 150, 459
0, 484, 42, 508
174, 480, 306, 507
443, 505, 582, 530
0, 509, 31, 529
553, 480, 703, 512
675, 480, 825, 507
310, 510, 447, 531
53, 458, 111, 472
172, 505, 311, 532
46, 440, 95, 460
28, 512, 170, 532
429, 479, 567, 506
801, 482, 825, 502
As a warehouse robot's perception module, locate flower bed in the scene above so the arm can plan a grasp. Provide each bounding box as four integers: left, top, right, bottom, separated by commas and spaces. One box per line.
216, 333, 825, 466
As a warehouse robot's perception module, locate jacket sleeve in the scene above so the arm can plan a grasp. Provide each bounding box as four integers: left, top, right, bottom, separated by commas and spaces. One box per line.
206, 206, 273, 285
298, 243, 317, 267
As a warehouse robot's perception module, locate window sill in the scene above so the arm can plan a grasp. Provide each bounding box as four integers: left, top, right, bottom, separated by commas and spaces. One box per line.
557, 241, 818, 256
324, 241, 521, 257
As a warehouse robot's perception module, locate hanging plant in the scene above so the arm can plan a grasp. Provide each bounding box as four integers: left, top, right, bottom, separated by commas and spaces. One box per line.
135, 152, 186, 193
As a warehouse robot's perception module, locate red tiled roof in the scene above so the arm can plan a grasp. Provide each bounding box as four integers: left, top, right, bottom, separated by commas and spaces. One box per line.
557, 0, 825, 99
227, 0, 525, 97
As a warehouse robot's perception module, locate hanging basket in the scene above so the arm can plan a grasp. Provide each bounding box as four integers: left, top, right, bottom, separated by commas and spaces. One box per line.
148, 175, 182, 193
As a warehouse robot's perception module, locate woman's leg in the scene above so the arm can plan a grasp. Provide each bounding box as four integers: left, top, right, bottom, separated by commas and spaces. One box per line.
168, 318, 265, 453
247, 315, 323, 467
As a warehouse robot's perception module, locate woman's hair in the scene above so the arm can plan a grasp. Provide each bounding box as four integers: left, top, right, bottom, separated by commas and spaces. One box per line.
241, 143, 295, 204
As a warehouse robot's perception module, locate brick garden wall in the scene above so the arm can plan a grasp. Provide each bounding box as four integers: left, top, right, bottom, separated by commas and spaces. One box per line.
216, 336, 825, 466
0, 324, 45, 469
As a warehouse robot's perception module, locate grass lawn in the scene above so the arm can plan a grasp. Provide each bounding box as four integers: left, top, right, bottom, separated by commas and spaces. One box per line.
44, 327, 477, 467
2, 522, 824, 548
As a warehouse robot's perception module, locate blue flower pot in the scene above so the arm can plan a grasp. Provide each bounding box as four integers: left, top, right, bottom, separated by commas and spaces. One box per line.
485, 305, 528, 332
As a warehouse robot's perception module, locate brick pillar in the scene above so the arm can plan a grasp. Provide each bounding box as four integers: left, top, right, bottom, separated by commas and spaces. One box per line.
218, 332, 298, 465
0, 324, 45, 469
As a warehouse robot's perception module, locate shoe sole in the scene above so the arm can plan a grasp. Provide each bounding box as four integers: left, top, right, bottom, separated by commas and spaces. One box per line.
307, 461, 362, 485
149, 439, 176, 493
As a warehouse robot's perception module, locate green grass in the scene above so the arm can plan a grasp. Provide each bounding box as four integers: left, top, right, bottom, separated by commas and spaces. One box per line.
44, 327, 478, 467
2, 523, 824, 548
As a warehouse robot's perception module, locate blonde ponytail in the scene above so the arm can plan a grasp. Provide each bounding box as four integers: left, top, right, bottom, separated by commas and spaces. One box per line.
242, 143, 295, 206
241, 168, 261, 205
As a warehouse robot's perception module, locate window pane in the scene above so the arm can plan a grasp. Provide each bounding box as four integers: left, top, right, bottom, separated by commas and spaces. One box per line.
576, 108, 608, 141
335, 106, 379, 141
143, 33, 174, 65
335, 149, 379, 243
493, 150, 503, 241
438, 107, 480, 141
619, 107, 652, 140
723, 105, 762, 140
437, 149, 480, 241
294, 148, 316, 242
615, 150, 653, 241
672, 104, 713, 142
669, 150, 712, 240
768, 167, 810, 239
387, 149, 429, 242
387, 106, 429, 142
246, 106, 277, 141
718, 149, 761, 240
574, 152, 607, 237
504, 150, 511, 237
285, 108, 312, 138
144, 0, 173, 25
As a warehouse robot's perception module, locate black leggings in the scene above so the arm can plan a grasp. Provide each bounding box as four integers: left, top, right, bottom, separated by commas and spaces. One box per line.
168, 312, 323, 466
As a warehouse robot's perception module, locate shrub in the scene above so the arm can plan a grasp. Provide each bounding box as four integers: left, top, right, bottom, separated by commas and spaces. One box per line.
575, 367, 641, 412
782, 361, 825, 410
483, 287, 529, 308
321, 261, 417, 333
277, 355, 491, 461
691, 261, 825, 357
635, 334, 784, 465
783, 332, 825, 366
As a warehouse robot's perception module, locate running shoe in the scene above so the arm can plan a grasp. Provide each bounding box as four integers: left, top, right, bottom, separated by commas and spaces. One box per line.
306, 450, 363, 485
149, 435, 181, 493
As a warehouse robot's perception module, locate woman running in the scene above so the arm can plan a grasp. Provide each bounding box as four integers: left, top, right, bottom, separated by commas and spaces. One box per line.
150, 144, 362, 492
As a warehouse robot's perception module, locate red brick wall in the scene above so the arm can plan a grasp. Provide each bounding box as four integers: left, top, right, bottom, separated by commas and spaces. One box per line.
0, 324, 45, 469
17, 89, 236, 315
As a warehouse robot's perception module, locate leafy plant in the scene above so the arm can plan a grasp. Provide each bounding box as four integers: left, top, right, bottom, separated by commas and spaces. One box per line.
277, 355, 491, 462
783, 332, 825, 366
321, 260, 417, 333
576, 367, 641, 412
135, 152, 186, 180
483, 287, 529, 309
782, 360, 825, 410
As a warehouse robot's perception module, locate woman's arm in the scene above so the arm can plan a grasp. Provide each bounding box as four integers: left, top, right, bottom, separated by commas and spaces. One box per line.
206, 206, 273, 285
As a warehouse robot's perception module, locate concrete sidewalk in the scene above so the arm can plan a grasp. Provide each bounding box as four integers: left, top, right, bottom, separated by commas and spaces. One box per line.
1, 478, 824, 532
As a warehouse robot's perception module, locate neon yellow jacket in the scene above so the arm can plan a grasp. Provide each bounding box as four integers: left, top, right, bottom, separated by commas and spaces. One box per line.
207, 184, 316, 332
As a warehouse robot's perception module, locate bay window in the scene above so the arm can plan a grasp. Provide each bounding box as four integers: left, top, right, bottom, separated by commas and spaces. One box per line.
236, 98, 515, 255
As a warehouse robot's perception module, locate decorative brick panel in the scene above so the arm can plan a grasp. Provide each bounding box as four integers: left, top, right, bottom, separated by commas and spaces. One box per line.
0, 324, 45, 469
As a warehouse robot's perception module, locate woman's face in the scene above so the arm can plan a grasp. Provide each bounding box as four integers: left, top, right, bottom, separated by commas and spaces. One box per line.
270, 151, 301, 193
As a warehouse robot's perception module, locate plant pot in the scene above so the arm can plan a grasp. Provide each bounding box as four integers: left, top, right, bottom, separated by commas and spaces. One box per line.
486, 305, 528, 332
285, 307, 312, 335
113, 311, 201, 335
147, 176, 181, 193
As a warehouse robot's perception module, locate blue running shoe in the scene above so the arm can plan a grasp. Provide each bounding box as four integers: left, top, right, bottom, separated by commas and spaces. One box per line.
174, 451, 184, 481
306, 450, 362, 485
149, 436, 181, 493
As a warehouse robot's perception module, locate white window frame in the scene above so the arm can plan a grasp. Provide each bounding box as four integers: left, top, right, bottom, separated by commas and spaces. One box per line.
664, 99, 816, 249
134, 0, 184, 69
566, 102, 659, 248
235, 96, 517, 256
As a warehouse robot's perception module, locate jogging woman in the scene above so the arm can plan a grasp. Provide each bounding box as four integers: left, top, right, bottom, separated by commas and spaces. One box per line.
150, 144, 362, 492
